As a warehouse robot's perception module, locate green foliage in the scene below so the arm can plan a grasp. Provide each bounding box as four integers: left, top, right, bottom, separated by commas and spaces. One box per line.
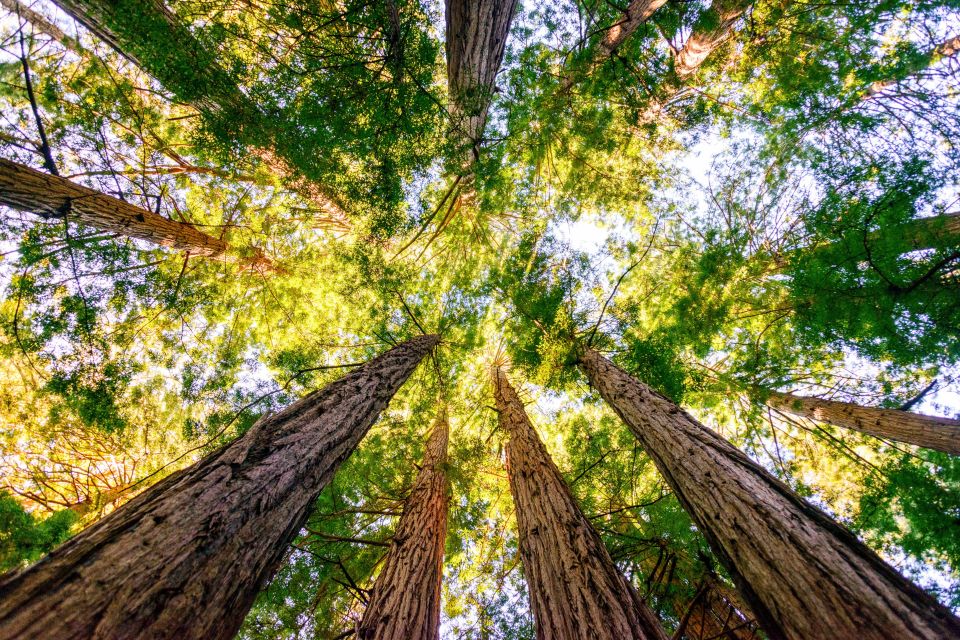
0, 492, 77, 573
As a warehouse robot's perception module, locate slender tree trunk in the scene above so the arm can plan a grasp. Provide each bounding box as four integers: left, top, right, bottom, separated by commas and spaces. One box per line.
677, 574, 758, 640
493, 367, 667, 640
0, 335, 439, 640
0, 158, 274, 270
767, 390, 960, 456
357, 407, 450, 640
49, 0, 348, 223
864, 33, 960, 99
673, 0, 751, 77
445, 0, 519, 169
579, 348, 960, 640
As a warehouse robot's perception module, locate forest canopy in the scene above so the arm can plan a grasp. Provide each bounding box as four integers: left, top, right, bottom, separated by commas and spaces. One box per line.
0, 0, 959, 638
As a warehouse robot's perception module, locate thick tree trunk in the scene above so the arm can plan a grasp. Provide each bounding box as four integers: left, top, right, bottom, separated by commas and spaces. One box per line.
767, 390, 960, 456
0, 335, 438, 640
357, 408, 450, 640
0, 158, 274, 270
673, 0, 751, 77
445, 0, 519, 168
493, 368, 667, 640
598, 0, 668, 57
48, 0, 349, 223
579, 348, 960, 640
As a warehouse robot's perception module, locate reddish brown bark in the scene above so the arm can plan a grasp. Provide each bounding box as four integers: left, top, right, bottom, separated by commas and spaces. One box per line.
767, 390, 960, 456
0, 158, 274, 270
357, 408, 450, 640
445, 0, 519, 166
580, 348, 960, 640
0, 335, 438, 640
493, 368, 667, 640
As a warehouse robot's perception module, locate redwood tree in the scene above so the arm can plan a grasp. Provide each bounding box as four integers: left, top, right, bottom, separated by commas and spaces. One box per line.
357, 407, 450, 640
767, 390, 960, 456
493, 367, 667, 640
0, 158, 273, 270
579, 348, 960, 640
445, 0, 519, 170
0, 334, 438, 640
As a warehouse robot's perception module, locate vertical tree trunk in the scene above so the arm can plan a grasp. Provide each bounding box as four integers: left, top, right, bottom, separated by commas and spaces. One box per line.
676, 574, 758, 640
767, 390, 960, 456
864, 33, 960, 99
579, 348, 960, 640
445, 0, 519, 168
357, 407, 450, 640
673, 0, 751, 77
0, 158, 274, 270
0, 335, 439, 640
493, 367, 667, 640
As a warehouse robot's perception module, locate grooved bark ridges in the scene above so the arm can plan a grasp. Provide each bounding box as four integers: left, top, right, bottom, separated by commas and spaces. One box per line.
0, 334, 439, 640
767, 390, 960, 455
493, 368, 667, 640
0, 158, 234, 258
358, 409, 450, 640
445, 0, 519, 158
580, 348, 960, 640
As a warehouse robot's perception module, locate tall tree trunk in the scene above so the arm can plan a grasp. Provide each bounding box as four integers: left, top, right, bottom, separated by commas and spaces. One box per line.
0, 335, 439, 640
579, 348, 960, 640
49, 0, 348, 223
598, 0, 668, 57
767, 390, 960, 456
493, 367, 667, 640
445, 0, 519, 171
357, 407, 450, 640
0, 157, 274, 270
673, 0, 751, 77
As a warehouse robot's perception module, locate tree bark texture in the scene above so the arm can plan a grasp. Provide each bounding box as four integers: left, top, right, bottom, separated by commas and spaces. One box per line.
493, 367, 667, 640
674, 0, 751, 77
598, 0, 668, 57
0, 334, 439, 640
357, 408, 450, 640
767, 390, 960, 456
0, 158, 273, 269
579, 348, 960, 640
445, 0, 519, 162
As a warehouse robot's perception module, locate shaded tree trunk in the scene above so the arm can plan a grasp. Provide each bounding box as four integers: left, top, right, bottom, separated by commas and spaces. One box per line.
49, 0, 348, 223
0, 157, 273, 270
674, 0, 751, 77
676, 574, 758, 640
767, 390, 960, 456
0, 335, 438, 640
445, 0, 519, 171
493, 367, 667, 640
357, 407, 450, 640
579, 348, 960, 640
